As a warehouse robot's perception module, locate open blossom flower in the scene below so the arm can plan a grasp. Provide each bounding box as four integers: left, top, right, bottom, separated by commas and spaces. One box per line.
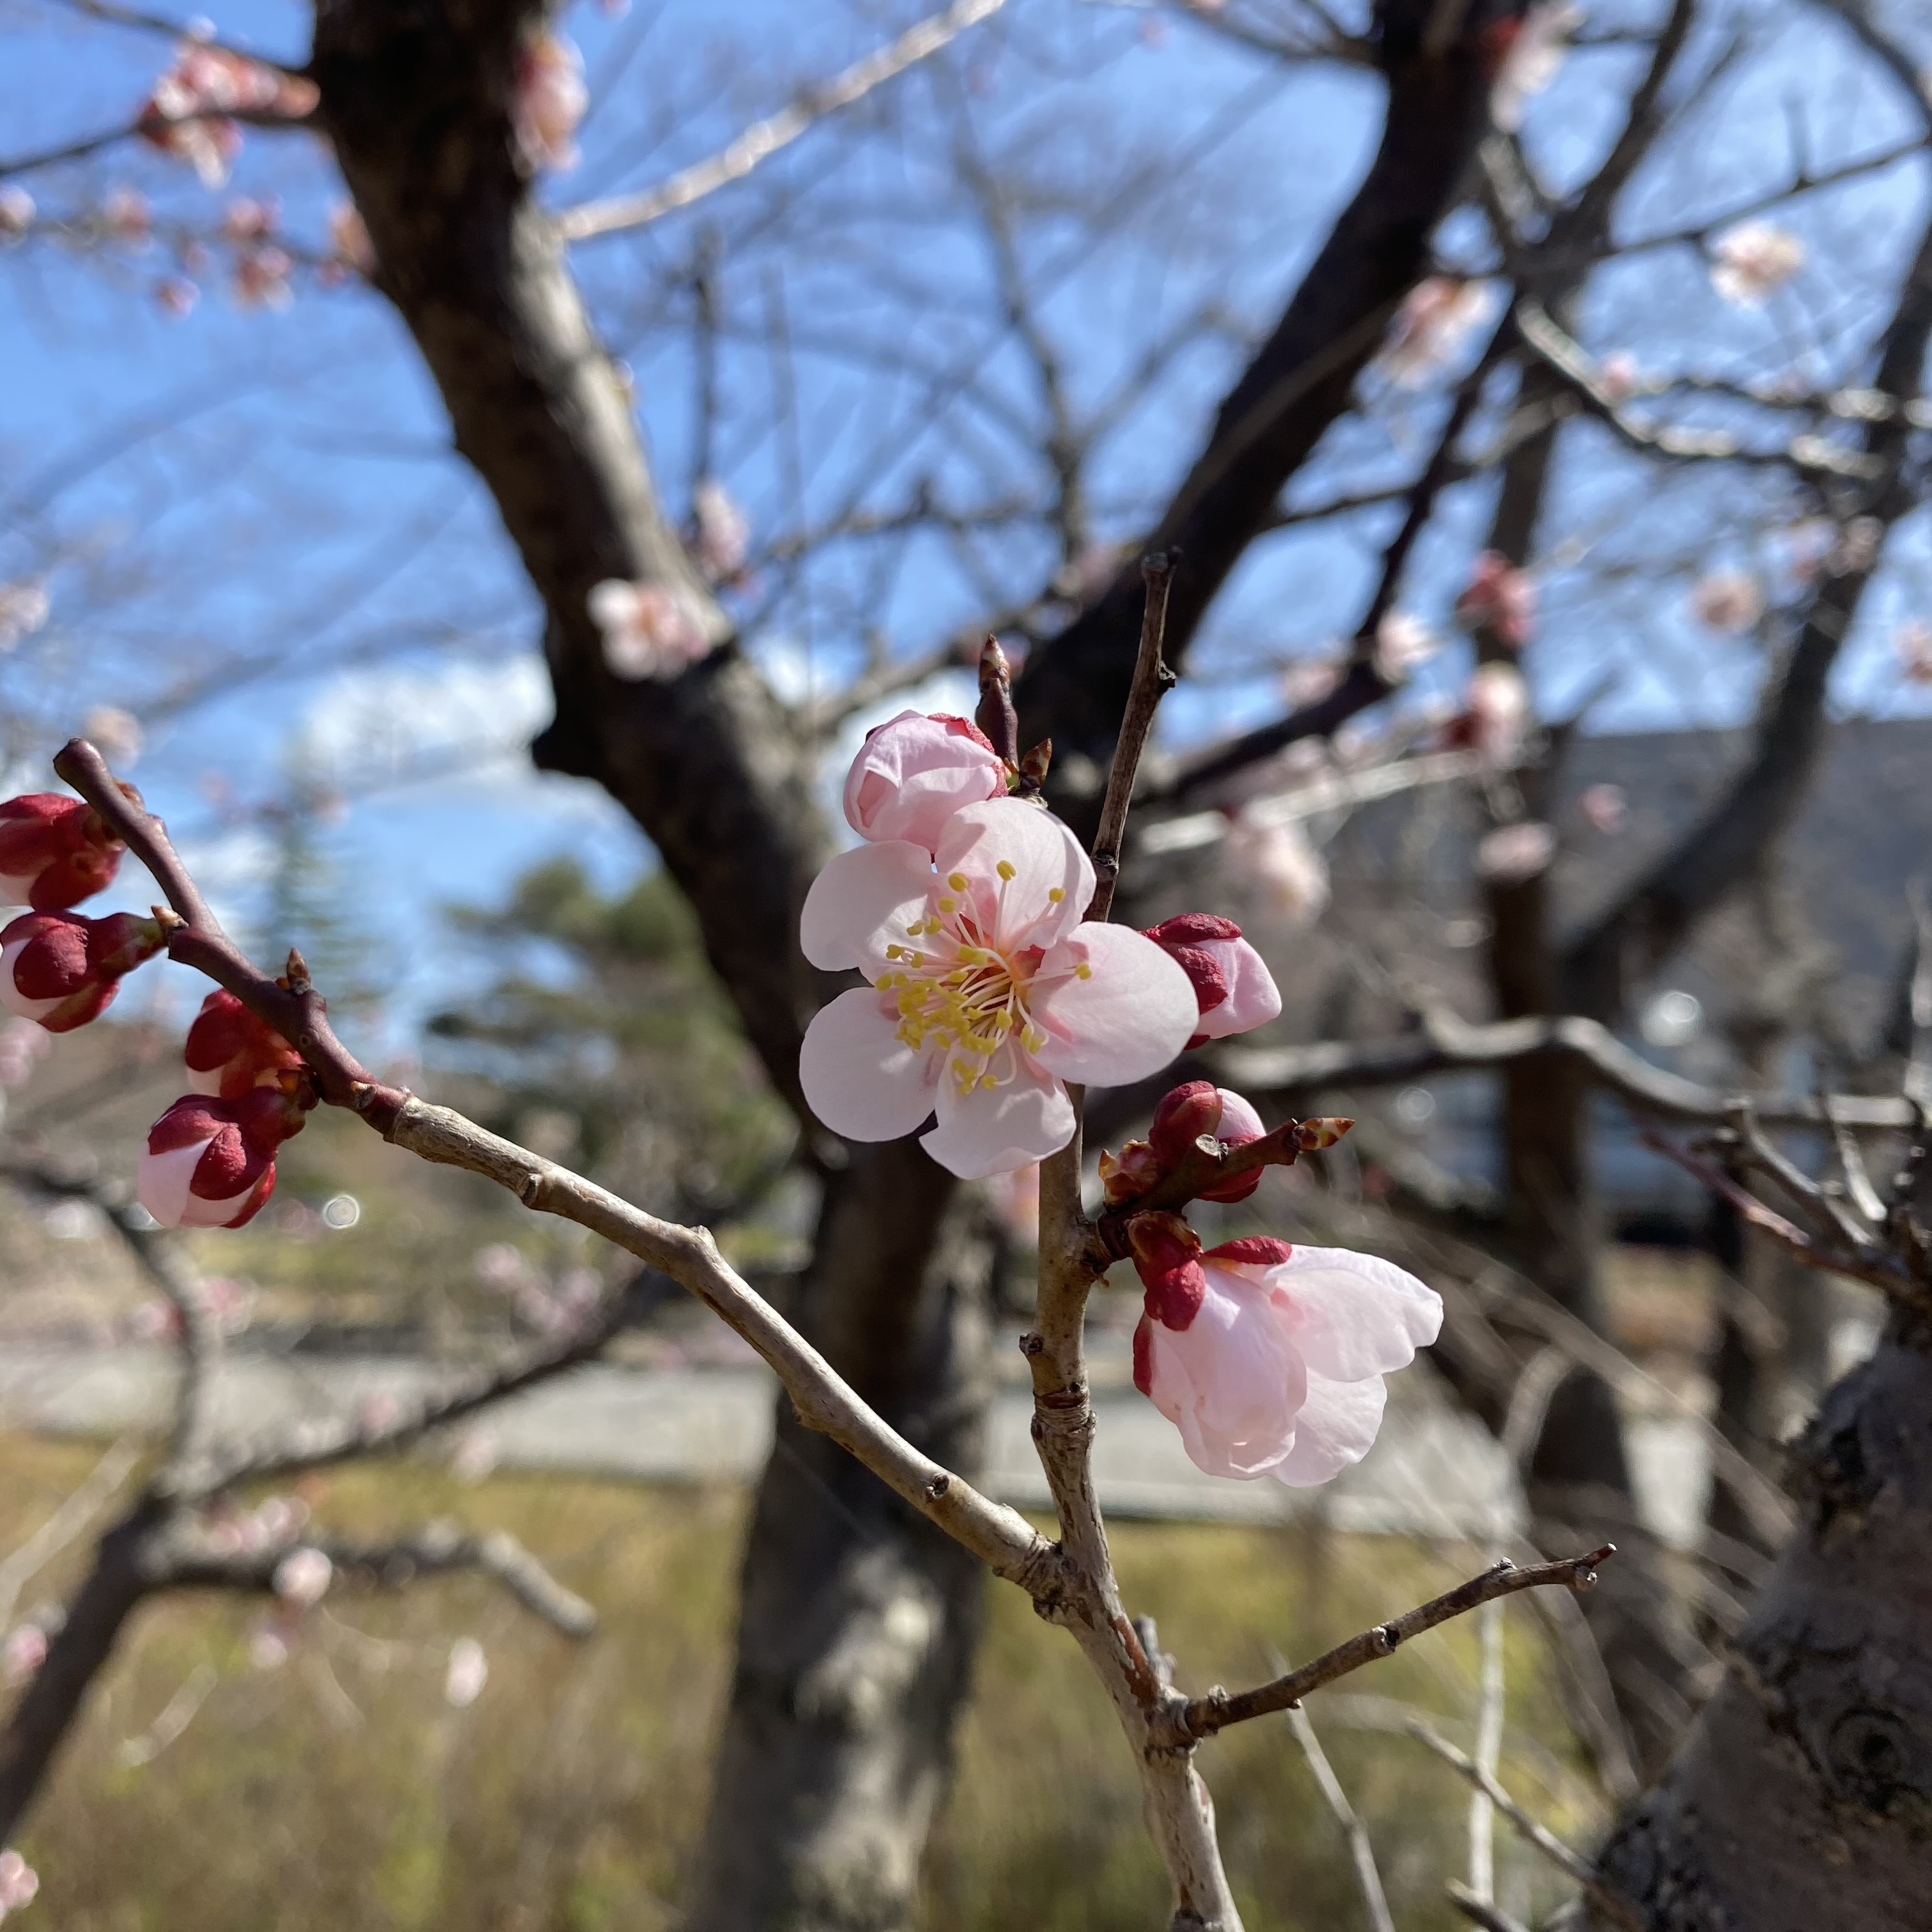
799, 797, 1196, 1178
1490, 1, 1579, 131
3, 1624, 46, 1690
0, 794, 123, 910
272, 1545, 332, 1607
588, 578, 714, 680
138, 1086, 309, 1230
185, 989, 304, 1097
445, 1636, 489, 1708
1129, 1217, 1441, 1484
691, 479, 750, 582
1455, 551, 1536, 648
1711, 222, 1804, 306
1, 911, 165, 1031
1223, 812, 1330, 928
1141, 914, 1281, 1046
1377, 277, 1494, 387
842, 710, 1009, 852
1689, 571, 1763, 632
0, 1848, 38, 1917
137, 41, 314, 186
1476, 819, 1557, 884
514, 31, 587, 172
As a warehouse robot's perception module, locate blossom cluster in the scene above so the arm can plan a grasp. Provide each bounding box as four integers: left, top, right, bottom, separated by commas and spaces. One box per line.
0, 793, 313, 1230
797, 708, 1442, 1485
137, 37, 319, 188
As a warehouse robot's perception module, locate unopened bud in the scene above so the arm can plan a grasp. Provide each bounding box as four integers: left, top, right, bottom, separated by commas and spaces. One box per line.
975, 635, 1020, 766
0, 793, 125, 910
138, 1085, 312, 1230
1126, 1209, 1207, 1330
0, 910, 165, 1032
185, 988, 304, 1098
1015, 737, 1053, 797
1141, 914, 1281, 1045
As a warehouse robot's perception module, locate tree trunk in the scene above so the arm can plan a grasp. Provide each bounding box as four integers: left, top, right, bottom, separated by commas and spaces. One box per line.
1597, 1306, 1932, 1929
0, 1498, 160, 1843
689, 1144, 996, 1932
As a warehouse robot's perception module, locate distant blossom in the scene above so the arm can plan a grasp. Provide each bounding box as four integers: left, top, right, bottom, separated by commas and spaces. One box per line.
272, 1546, 332, 1607
1223, 813, 1330, 929
1895, 619, 1932, 685
102, 188, 151, 243
588, 578, 714, 680
1377, 277, 1495, 387
691, 479, 750, 582
513, 31, 587, 172
0, 1847, 38, 1919
81, 705, 142, 769
1489, 3, 1580, 131
1455, 551, 1535, 648
155, 275, 199, 318
1689, 571, 1763, 633
1578, 783, 1627, 834
1374, 611, 1438, 682
328, 201, 375, 275
2, 1625, 46, 1690
231, 245, 293, 310
1710, 222, 1804, 306
1476, 820, 1557, 884
0, 188, 33, 238
1457, 661, 1531, 768
0, 583, 49, 653
1280, 656, 1341, 708
445, 1636, 489, 1708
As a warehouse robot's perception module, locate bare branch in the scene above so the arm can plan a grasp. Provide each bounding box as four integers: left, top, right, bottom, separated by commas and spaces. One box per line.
1087, 552, 1177, 922
1287, 1703, 1397, 1932
558, 0, 1013, 243
1446, 1881, 1535, 1932
1167, 1547, 1614, 1744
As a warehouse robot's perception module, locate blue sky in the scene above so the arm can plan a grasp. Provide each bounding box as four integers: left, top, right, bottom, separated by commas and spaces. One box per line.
4, 0, 1932, 1044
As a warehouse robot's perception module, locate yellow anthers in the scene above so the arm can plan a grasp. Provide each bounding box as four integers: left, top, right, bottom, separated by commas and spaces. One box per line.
995, 860, 1016, 881
979, 1073, 998, 1089
1075, 962, 1093, 979
1047, 886, 1065, 903
947, 871, 969, 891
884, 944, 903, 960
937, 896, 956, 914
1022, 1025, 1047, 1054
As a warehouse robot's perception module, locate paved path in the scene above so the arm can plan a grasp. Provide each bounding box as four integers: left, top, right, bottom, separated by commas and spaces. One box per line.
0, 1346, 1712, 1544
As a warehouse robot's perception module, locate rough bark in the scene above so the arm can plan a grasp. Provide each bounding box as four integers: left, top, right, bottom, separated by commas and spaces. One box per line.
1596, 1307, 1932, 1929
310, 12, 992, 1925
0, 1498, 162, 1843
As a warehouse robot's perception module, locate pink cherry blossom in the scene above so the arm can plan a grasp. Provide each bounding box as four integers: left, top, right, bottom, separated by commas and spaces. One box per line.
798, 797, 1197, 1177
0, 1018, 49, 1091
1141, 914, 1282, 1046
155, 276, 199, 318
692, 479, 751, 582
1597, 350, 1642, 401
1280, 656, 1341, 707
1894, 619, 1932, 684
1578, 783, 1627, 834
514, 31, 587, 173
1711, 222, 1804, 306
841, 710, 1009, 853
272, 1545, 332, 1607
985, 1161, 1041, 1243
138, 1087, 307, 1229
137, 42, 312, 186
3, 1624, 46, 1690
1689, 571, 1763, 632
81, 705, 142, 768
1454, 661, 1531, 767
1130, 1225, 1441, 1484
1144, 1080, 1267, 1203
0, 1847, 38, 1916
1490, 1, 1579, 131
450, 1427, 500, 1483
102, 187, 151, 243
445, 1636, 489, 1707
1374, 610, 1438, 682
1475, 820, 1556, 884
232, 245, 293, 310
328, 201, 375, 275
0, 188, 33, 238
1377, 277, 1494, 388
1455, 551, 1536, 648
587, 578, 715, 680
249, 1618, 291, 1670
1223, 812, 1330, 928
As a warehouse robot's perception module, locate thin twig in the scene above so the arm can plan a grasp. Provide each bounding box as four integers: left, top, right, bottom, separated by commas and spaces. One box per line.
0, 1438, 142, 1633
1287, 1703, 1397, 1932
558, 0, 1011, 242
1086, 551, 1177, 922
1169, 1547, 1613, 1743
1446, 1882, 1535, 1932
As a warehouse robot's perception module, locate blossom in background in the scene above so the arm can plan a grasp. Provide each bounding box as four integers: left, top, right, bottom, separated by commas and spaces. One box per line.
1128, 1215, 1441, 1484
1689, 571, 1763, 633
1596, 349, 1642, 401
185, 989, 304, 1098
0, 583, 47, 654
272, 1545, 332, 1607
1476, 819, 1557, 884
1374, 610, 1438, 683
0, 1847, 38, 1920
514, 31, 587, 172
1222, 811, 1330, 928
249, 1617, 292, 1670
587, 578, 714, 680
842, 711, 1008, 852
1894, 619, 1932, 684
799, 797, 1196, 1177
1279, 656, 1341, 708
81, 705, 142, 768
1710, 222, 1804, 306
327, 201, 375, 275
0, 1018, 49, 1091
0, 794, 123, 910
450, 1427, 500, 1484
691, 479, 750, 583
220, 195, 277, 242
1140, 913, 1282, 1046
445, 1636, 489, 1708
1, 911, 167, 1031
1455, 550, 1536, 648
137, 1086, 309, 1230
984, 1160, 1041, 1244
137, 39, 316, 187
101, 187, 151, 243
155, 275, 199, 318
1376, 276, 1494, 387
0, 188, 33, 238
1453, 661, 1532, 768
1578, 782, 1627, 834
2, 1624, 46, 1690
1490, 1, 1579, 130
232, 245, 293, 310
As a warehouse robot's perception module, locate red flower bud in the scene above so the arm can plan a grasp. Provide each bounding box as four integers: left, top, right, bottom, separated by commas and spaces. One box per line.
184, 989, 304, 1098
139, 1084, 310, 1229
1140, 913, 1281, 1047
0, 794, 125, 911
0, 910, 165, 1032
1143, 1082, 1268, 1204
1128, 1210, 1208, 1331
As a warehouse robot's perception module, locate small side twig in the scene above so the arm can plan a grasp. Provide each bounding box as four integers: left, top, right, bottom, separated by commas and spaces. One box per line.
1286, 1701, 1397, 1932
1085, 550, 1176, 923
